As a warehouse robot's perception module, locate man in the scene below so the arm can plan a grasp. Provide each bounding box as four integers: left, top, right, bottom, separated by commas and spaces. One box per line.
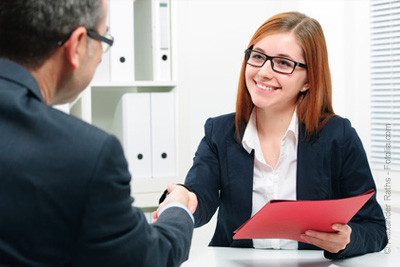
0, 0, 196, 266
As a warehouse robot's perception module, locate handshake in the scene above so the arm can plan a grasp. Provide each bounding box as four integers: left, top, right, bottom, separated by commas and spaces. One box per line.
152, 183, 198, 223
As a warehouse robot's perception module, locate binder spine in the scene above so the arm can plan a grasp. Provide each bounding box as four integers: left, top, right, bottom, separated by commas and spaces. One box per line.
109, 0, 135, 82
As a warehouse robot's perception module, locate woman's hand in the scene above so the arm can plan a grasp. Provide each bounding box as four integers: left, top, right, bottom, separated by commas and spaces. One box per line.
152, 183, 198, 223
300, 224, 352, 253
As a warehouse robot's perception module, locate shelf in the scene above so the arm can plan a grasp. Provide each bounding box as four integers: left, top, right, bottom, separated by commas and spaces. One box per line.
131, 177, 174, 193
131, 177, 174, 209
69, 0, 179, 209
90, 80, 177, 88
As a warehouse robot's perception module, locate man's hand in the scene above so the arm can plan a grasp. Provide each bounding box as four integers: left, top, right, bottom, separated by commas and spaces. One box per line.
152, 183, 198, 223
300, 224, 352, 253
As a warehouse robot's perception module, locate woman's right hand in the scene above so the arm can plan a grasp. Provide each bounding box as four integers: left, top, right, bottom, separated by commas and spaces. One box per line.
152, 183, 198, 223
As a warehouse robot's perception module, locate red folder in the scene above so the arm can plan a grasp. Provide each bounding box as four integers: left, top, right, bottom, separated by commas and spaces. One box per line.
233, 189, 374, 242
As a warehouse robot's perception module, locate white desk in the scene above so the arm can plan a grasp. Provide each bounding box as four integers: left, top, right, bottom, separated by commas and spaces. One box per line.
181, 246, 398, 267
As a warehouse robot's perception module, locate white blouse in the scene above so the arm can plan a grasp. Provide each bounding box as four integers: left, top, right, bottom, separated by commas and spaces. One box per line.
242, 109, 298, 249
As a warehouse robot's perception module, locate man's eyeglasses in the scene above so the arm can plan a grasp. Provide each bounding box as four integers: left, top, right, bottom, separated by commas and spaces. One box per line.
57, 28, 114, 53
86, 29, 114, 53
244, 49, 307, 74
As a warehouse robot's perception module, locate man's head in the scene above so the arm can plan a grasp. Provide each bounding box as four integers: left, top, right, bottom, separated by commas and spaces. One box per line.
0, 0, 110, 105
0, 0, 104, 69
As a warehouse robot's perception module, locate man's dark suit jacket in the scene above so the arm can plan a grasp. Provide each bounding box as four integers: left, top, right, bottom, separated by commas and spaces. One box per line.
0, 58, 193, 266
185, 112, 388, 259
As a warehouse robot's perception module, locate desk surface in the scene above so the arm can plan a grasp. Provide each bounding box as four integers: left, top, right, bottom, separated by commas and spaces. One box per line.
181, 246, 398, 267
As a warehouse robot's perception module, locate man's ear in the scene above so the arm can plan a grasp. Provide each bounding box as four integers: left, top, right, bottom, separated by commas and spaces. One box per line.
63, 27, 87, 69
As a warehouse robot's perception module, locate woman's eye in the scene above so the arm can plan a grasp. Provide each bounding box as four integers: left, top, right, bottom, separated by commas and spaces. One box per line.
277, 59, 293, 68
252, 54, 265, 61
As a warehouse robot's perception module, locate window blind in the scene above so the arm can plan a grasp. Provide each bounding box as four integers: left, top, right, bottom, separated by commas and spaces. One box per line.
370, 0, 400, 170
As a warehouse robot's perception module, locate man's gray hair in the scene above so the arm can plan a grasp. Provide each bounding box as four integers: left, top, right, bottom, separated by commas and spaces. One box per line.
0, 0, 104, 68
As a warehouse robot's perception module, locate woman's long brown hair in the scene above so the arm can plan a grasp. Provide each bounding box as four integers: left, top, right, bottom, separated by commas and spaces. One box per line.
235, 11, 336, 141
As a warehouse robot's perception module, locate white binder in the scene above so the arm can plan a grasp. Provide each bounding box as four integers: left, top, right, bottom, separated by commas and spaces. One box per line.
154, 0, 171, 81
150, 92, 175, 178
109, 0, 135, 82
113, 93, 152, 179
134, 0, 171, 81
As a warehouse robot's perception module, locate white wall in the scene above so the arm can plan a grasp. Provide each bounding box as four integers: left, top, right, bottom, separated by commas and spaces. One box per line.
172, 0, 371, 182
171, 0, 391, 247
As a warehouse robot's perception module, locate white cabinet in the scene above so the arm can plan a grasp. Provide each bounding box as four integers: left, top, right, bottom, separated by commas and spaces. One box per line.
69, 0, 176, 209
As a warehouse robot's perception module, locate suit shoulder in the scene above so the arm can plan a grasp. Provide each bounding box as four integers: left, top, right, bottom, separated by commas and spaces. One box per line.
205, 112, 235, 128
204, 112, 236, 137
323, 116, 353, 133
325, 116, 351, 127
47, 107, 117, 152
57, 109, 107, 135
319, 116, 358, 142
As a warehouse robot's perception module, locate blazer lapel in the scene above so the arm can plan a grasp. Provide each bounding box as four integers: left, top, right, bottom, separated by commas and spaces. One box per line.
226, 134, 254, 228
296, 123, 329, 200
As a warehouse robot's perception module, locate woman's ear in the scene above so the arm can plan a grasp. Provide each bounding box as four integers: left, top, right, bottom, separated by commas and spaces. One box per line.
300, 83, 310, 92
63, 27, 87, 69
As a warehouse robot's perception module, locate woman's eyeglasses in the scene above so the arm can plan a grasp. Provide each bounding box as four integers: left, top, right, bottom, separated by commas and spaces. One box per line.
244, 49, 307, 74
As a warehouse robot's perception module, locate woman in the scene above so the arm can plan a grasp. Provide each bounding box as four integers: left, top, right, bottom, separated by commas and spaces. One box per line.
183, 11, 388, 259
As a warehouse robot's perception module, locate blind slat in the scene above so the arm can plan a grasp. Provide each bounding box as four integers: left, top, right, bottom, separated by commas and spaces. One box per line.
371, 0, 399, 170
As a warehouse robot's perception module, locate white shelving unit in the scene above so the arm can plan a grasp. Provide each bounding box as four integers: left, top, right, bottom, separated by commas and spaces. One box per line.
70, 83, 176, 209
69, 0, 176, 209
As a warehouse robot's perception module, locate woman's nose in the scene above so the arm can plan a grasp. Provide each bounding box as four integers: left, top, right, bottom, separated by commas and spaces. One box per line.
257, 59, 274, 78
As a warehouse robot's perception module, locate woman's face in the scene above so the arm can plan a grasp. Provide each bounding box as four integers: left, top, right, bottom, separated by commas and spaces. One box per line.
245, 32, 309, 113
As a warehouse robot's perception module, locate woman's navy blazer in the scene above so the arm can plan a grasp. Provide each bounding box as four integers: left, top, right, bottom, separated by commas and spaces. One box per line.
185, 112, 387, 259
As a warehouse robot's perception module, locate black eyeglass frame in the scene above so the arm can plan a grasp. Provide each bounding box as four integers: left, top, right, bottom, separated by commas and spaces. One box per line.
244, 49, 307, 74
86, 29, 114, 48
57, 28, 114, 50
